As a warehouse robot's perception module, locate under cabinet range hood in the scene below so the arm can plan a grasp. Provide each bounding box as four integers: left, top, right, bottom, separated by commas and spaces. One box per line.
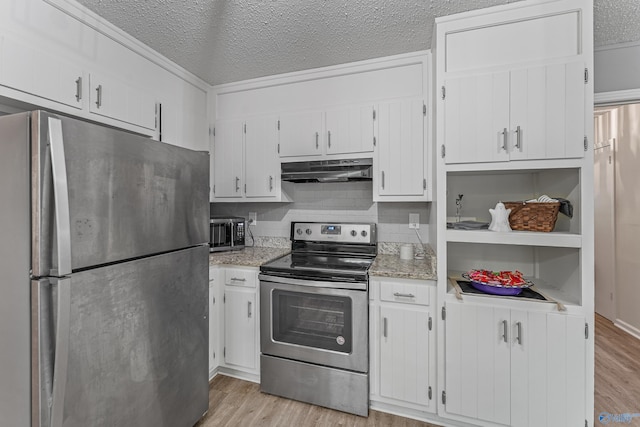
281, 158, 372, 183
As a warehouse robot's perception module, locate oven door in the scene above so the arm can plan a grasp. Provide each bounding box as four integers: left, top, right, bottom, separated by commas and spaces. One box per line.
260, 275, 368, 373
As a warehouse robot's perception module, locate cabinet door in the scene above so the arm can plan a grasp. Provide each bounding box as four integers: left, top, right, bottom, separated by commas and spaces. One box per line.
0, 33, 83, 109
208, 270, 219, 374
443, 72, 510, 164
379, 305, 431, 406
510, 311, 586, 427
375, 98, 425, 197
88, 72, 156, 130
279, 110, 323, 158
245, 115, 279, 198
212, 119, 244, 198
223, 287, 256, 370
325, 105, 374, 156
509, 61, 585, 161
445, 302, 511, 425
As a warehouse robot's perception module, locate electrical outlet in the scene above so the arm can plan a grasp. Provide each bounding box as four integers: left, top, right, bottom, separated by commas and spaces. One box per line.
248, 212, 257, 225
409, 213, 419, 229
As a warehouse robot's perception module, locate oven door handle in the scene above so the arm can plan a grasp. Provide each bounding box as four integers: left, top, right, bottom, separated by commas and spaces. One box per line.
258, 274, 367, 291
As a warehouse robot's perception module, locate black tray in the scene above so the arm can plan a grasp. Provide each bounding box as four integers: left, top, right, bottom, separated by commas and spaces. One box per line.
456, 280, 546, 301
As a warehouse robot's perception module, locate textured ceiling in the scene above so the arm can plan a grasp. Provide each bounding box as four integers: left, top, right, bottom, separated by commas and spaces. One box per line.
75, 0, 640, 86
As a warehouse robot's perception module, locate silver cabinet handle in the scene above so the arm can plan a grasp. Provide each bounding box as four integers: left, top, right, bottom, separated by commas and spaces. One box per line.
328, 130, 332, 148
75, 77, 82, 102
393, 292, 415, 298
381, 171, 385, 189
269, 175, 273, 191
515, 321, 522, 345
373, 136, 376, 147
315, 132, 319, 149
230, 277, 246, 282
95, 84, 102, 108
501, 127, 508, 151
502, 320, 508, 343
383, 317, 388, 338
248, 301, 252, 318
514, 125, 522, 149
235, 177, 240, 192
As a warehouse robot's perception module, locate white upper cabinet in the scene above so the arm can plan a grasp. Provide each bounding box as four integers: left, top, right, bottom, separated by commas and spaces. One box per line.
244, 115, 279, 199
0, 33, 83, 110
212, 115, 288, 202
278, 110, 323, 158
325, 104, 375, 156
212, 119, 244, 199
444, 61, 585, 164
374, 98, 428, 201
89, 72, 156, 131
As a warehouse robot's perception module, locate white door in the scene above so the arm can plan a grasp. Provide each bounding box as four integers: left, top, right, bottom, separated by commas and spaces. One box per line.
509, 61, 585, 161
0, 33, 83, 109
212, 119, 243, 198
208, 271, 219, 373
223, 287, 256, 370
278, 110, 323, 157
444, 301, 510, 424
375, 98, 425, 197
245, 115, 279, 198
325, 105, 375, 155
594, 139, 616, 320
379, 305, 431, 406
443, 72, 510, 164
89, 72, 156, 130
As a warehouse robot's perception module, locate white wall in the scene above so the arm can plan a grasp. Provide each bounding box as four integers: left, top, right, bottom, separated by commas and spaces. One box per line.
211, 181, 430, 244
596, 103, 640, 337
595, 42, 640, 93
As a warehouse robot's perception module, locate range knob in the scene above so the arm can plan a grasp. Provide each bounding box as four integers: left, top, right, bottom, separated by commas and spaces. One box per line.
361, 230, 368, 237
296, 228, 303, 235
350, 230, 357, 237
305, 228, 312, 235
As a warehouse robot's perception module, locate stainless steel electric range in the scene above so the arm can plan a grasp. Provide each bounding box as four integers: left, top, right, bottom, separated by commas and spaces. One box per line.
259, 222, 377, 417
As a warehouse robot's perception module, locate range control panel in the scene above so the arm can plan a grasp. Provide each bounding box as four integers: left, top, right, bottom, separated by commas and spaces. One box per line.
291, 222, 376, 244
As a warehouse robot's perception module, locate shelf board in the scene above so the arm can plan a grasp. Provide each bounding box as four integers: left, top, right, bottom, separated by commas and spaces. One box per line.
446, 229, 582, 248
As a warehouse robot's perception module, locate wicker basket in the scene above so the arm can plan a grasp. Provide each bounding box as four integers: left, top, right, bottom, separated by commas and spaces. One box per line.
503, 201, 561, 232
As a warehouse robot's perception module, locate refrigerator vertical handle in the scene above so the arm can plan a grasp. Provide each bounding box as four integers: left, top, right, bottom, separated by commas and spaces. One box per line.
50, 278, 71, 427
48, 117, 72, 276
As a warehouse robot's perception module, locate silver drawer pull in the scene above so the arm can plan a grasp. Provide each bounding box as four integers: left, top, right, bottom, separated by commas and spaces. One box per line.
383, 317, 388, 338
231, 277, 246, 282
393, 292, 415, 298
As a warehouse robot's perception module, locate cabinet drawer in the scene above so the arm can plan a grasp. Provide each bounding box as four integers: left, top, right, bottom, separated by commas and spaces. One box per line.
380, 281, 430, 306
224, 268, 257, 287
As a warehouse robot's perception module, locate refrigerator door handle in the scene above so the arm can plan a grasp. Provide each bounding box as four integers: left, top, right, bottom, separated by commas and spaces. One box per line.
48, 117, 72, 276
50, 277, 71, 427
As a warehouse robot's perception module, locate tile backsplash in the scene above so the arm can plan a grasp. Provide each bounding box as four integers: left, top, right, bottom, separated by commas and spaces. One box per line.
211, 181, 430, 245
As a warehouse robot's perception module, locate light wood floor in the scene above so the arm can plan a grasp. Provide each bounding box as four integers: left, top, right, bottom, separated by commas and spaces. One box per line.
594, 313, 640, 423
197, 314, 639, 427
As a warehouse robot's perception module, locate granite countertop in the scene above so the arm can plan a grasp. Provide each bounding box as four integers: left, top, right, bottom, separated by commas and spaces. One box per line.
209, 246, 290, 267
369, 243, 437, 281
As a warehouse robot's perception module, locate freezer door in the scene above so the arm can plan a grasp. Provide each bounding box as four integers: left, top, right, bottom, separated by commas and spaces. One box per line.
46, 246, 209, 427
31, 110, 209, 276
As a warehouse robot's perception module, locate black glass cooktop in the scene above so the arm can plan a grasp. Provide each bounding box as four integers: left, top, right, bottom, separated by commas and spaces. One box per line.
260, 253, 374, 282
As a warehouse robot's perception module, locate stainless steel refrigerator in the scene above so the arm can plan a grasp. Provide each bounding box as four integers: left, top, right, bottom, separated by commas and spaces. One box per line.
0, 111, 210, 427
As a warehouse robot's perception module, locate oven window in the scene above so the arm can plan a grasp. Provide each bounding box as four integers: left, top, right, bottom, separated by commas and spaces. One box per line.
272, 290, 352, 353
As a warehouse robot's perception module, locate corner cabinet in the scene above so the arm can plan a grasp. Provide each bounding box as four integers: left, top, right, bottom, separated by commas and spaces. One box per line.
369, 277, 437, 419
435, 0, 594, 426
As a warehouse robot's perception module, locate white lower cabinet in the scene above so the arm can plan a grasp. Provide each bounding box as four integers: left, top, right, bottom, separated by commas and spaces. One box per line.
220, 267, 260, 378
444, 298, 586, 427
370, 277, 436, 416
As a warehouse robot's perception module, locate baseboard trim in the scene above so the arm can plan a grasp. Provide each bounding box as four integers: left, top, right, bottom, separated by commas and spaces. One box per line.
614, 319, 640, 341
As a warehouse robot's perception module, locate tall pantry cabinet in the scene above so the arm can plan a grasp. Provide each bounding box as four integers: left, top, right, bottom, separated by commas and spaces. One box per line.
433, 1, 594, 426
